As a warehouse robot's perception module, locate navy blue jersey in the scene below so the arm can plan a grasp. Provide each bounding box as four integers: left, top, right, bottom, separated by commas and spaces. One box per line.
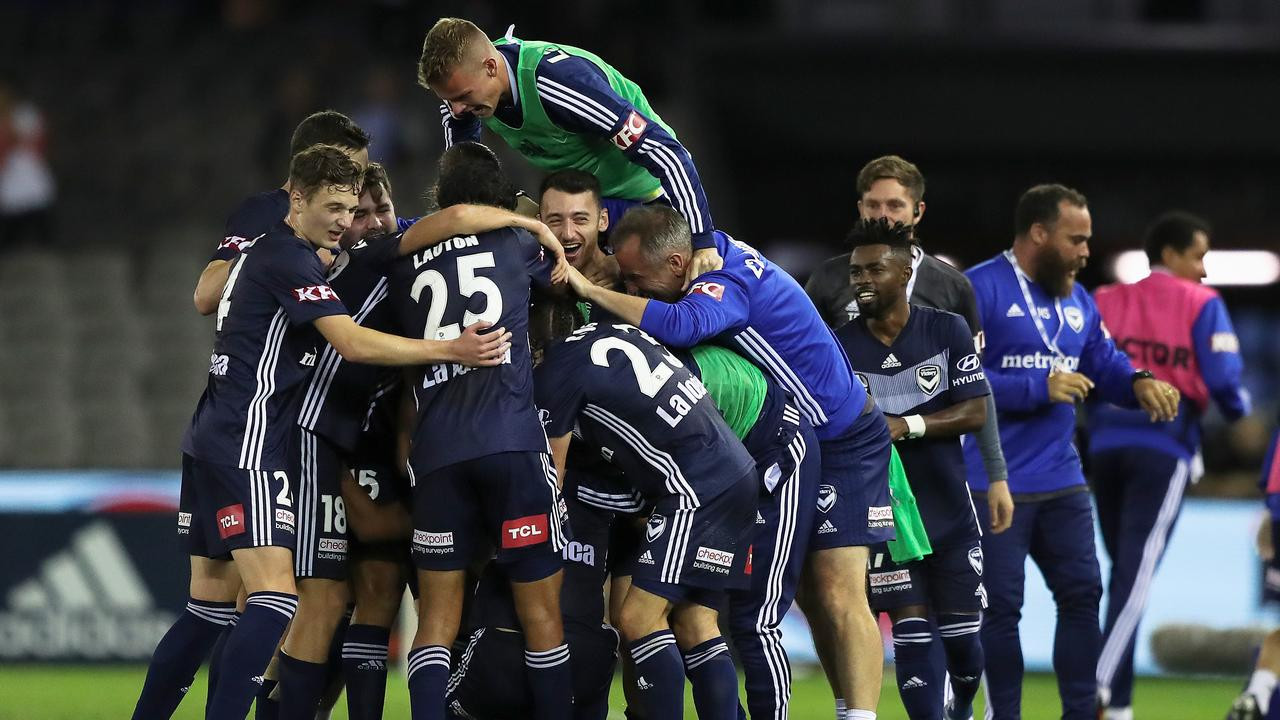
638, 231, 868, 441
210, 189, 290, 262
837, 306, 989, 546
182, 224, 348, 470
349, 228, 554, 475
295, 250, 399, 452
470, 493, 612, 633
535, 323, 756, 503
441, 42, 715, 249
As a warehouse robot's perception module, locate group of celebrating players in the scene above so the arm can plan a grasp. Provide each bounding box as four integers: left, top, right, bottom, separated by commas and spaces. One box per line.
129, 15, 1255, 720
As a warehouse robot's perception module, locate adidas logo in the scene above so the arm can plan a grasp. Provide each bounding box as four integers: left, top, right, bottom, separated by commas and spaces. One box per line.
251, 675, 265, 686
638, 550, 655, 565
1006, 303, 1025, 318
637, 676, 655, 691
881, 353, 902, 369
755, 511, 765, 525
901, 676, 928, 690
3, 520, 174, 661
357, 660, 386, 671
818, 519, 837, 534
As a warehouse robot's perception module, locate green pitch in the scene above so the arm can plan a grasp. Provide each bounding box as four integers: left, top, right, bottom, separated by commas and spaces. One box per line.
0, 664, 1243, 719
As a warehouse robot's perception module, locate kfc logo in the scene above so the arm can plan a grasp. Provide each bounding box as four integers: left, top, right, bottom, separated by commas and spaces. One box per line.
611, 110, 649, 151
293, 285, 340, 302
502, 514, 549, 548
219, 234, 260, 253
216, 504, 246, 539
689, 281, 725, 302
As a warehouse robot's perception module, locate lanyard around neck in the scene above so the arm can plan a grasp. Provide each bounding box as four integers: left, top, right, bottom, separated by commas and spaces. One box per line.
1004, 250, 1066, 359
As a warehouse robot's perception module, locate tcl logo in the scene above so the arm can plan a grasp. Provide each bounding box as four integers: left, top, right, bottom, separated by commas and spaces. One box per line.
689, 281, 725, 302
501, 514, 549, 548
293, 285, 339, 302
611, 110, 648, 151
744, 544, 753, 576
216, 505, 245, 539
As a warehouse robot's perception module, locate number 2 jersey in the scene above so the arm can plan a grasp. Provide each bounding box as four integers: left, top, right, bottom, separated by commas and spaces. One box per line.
534, 322, 757, 503
182, 224, 348, 470
348, 227, 555, 475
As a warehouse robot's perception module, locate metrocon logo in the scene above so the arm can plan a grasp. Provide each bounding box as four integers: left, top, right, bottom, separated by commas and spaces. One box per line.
0, 521, 175, 660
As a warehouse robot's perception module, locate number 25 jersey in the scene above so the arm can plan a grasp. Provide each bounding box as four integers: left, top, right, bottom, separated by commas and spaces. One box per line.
349, 227, 554, 475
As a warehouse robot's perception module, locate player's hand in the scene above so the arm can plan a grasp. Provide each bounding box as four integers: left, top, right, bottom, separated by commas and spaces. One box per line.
886, 416, 909, 442
451, 322, 512, 367
565, 264, 595, 298
316, 247, 336, 268
528, 221, 570, 285
986, 480, 1015, 534
683, 247, 724, 288
1046, 371, 1094, 404
1134, 378, 1179, 422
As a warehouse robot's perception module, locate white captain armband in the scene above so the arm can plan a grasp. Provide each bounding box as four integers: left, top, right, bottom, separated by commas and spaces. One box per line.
904, 415, 926, 439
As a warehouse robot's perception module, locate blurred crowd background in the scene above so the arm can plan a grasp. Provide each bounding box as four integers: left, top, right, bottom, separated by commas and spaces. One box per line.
1, 0, 1277, 498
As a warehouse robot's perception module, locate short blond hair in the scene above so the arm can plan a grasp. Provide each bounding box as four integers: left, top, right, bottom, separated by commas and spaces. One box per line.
418, 18, 488, 87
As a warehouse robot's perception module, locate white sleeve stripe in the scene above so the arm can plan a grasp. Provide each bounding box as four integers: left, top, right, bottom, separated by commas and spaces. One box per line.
536, 77, 620, 124
640, 139, 701, 233
537, 84, 615, 131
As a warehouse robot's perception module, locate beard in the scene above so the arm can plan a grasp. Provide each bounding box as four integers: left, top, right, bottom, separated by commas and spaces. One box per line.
1034, 250, 1079, 298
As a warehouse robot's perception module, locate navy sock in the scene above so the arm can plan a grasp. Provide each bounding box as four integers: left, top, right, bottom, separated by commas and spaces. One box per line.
205, 591, 298, 720
938, 614, 984, 720
206, 613, 239, 708
407, 645, 452, 720
254, 678, 279, 720
628, 630, 685, 719
131, 599, 236, 720
683, 637, 738, 720
342, 624, 391, 720
1267, 685, 1280, 720
276, 652, 328, 720
892, 617, 942, 720
524, 643, 573, 720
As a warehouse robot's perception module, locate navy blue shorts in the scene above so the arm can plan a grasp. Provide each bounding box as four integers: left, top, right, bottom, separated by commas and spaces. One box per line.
810, 404, 895, 551
347, 423, 408, 508
410, 452, 568, 582
630, 469, 757, 605
446, 623, 618, 720
868, 541, 987, 614
178, 453, 296, 558
289, 428, 352, 580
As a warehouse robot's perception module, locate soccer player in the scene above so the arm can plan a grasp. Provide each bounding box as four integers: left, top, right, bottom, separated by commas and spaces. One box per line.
836, 218, 990, 720
445, 490, 619, 720
538, 169, 618, 289
804, 155, 1013, 534
535, 321, 759, 720
270, 162, 408, 720
418, 17, 723, 273
1088, 211, 1251, 718
193, 110, 371, 316
567, 205, 894, 720
132, 145, 512, 720
962, 184, 1180, 720
345, 141, 571, 720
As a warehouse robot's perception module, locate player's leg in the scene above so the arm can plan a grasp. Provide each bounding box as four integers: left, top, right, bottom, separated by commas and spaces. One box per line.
209, 503, 299, 720
133, 456, 239, 720
805, 405, 895, 718
1096, 451, 1189, 717
929, 543, 988, 720
670, 600, 736, 720
343, 544, 408, 720
872, 545, 940, 720
405, 460, 476, 720
1230, 629, 1280, 719
444, 625, 532, 719
618, 584, 683, 719
570, 624, 621, 720
974, 495, 1036, 720
278, 429, 353, 720
728, 421, 818, 720
1028, 490, 1103, 720
607, 518, 645, 716
495, 451, 572, 720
